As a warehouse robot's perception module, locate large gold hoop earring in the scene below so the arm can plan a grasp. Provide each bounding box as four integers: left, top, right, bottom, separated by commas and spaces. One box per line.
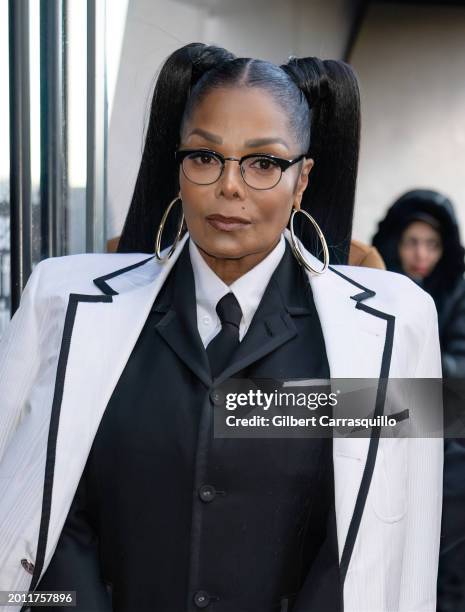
289, 207, 329, 274
155, 195, 185, 261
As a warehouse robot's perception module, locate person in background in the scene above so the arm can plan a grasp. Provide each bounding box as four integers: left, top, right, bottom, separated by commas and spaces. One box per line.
372, 188, 465, 612
373, 189, 465, 378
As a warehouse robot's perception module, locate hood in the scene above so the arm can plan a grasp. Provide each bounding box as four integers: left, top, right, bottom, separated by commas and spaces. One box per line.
372, 189, 465, 294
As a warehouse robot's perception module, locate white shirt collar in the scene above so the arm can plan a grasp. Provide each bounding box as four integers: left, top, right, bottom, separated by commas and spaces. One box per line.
189, 234, 286, 345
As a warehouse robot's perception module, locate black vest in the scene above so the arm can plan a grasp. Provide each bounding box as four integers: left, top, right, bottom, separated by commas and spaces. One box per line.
39, 240, 342, 612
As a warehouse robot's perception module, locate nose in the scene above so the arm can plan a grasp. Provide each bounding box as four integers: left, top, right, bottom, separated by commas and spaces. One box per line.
216, 159, 246, 199
415, 244, 430, 262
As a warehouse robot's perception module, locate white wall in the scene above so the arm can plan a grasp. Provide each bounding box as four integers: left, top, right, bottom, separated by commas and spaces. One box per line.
351, 2, 465, 245
201, 0, 353, 63
107, 0, 354, 241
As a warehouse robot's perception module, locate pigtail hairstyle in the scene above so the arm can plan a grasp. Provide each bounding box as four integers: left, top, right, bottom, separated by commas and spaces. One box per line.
282, 57, 361, 264
118, 44, 361, 265
117, 43, 235, 253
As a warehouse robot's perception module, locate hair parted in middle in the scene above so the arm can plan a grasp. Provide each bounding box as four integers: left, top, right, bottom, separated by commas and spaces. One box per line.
117, 42, 361, 265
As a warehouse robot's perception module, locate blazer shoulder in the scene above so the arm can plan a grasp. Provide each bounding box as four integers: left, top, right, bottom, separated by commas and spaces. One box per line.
331, 264, 437, 318
32, 252, 156, 298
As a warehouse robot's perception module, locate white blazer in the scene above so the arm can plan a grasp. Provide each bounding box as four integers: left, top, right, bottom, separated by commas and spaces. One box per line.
0, 229, 443, 612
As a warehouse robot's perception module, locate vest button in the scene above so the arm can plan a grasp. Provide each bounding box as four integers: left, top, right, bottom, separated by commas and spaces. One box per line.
193, 590, 211, 608
198, 484, 216, 502
210, 389, 223, 405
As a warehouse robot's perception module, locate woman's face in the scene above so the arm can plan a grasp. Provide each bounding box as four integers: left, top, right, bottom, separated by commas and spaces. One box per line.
398, 221, 443, 280
178, 86, 314, 279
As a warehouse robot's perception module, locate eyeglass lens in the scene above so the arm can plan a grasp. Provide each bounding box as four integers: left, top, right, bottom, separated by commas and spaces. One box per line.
182, 151, 282, 189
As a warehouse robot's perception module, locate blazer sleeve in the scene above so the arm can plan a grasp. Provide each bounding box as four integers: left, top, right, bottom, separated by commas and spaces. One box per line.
0, 261, 111, 611
0, 260, 47, 465
398, 296, 443, 611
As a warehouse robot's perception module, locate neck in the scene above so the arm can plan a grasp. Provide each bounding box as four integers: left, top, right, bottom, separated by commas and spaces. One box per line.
196, 239, 280, 285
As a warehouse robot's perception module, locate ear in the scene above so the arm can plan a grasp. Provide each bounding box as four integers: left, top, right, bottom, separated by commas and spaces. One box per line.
293, 158, 314, 210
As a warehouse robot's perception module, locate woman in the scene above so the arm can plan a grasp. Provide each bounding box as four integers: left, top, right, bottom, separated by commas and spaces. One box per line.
372, 189, 465, 378
0, 44, 442, 612
373, 189, 465, 611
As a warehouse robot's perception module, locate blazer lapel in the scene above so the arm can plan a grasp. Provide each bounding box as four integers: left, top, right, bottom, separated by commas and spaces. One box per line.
289, 228, 395, 583
152, 240, 212, 387
32, 233, 191, 589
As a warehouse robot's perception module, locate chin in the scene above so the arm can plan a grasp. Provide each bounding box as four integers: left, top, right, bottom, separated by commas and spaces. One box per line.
409, 271, 428, 281
198, 236, 253, 260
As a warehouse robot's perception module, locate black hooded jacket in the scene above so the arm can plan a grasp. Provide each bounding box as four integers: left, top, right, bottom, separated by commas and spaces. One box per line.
374, 190, 465, 612
372, 189, 465, 378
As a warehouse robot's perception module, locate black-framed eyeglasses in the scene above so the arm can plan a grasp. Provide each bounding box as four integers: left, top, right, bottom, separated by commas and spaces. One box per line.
174, 148, 307, 190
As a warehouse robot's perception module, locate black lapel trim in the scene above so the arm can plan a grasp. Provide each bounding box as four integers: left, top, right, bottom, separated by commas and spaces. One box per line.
339, 303, 395, 586
93, 254, 155, 296
22, 253, 162, 605
327, 265, 396, 588
328, 265, 376, 302
22, 293, 113, 605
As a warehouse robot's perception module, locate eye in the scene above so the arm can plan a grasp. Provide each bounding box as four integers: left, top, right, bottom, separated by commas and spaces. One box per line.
188, 151, 220, 166
248, 156, 280, 172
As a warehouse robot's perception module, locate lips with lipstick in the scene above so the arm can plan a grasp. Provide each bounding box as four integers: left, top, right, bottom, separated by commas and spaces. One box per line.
206, 214, 251, 232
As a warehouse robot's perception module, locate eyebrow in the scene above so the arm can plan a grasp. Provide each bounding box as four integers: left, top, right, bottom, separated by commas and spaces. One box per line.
187, 128, 290, 150
245, 137, 289, 149
188, 128, 223, 144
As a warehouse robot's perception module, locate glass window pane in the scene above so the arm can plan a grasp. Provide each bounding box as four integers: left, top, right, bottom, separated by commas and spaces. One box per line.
30, 0, 42, 266
66, 0, 87, 254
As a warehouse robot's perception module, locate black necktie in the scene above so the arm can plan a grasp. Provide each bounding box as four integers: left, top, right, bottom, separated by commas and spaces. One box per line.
206, 292, 243, 378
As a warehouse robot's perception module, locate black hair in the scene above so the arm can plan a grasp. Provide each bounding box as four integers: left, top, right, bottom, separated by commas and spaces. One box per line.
117, 42, 361, 264
180, 58, 311, 153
